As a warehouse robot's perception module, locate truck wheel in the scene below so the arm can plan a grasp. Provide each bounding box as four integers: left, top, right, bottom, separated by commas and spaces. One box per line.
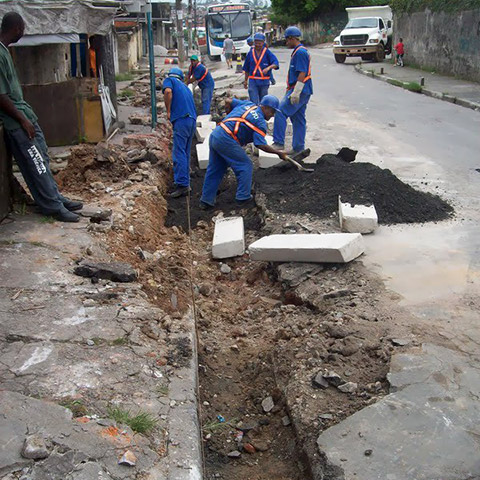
361, 54, 370, 61
373, 44, 385, 63
334, 54, 346, 64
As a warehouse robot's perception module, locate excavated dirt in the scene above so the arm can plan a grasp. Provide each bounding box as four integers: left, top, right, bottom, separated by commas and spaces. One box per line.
255, 154, 454, 224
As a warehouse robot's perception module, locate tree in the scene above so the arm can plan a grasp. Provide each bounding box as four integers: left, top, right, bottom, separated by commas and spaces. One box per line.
271, 0, 386, 24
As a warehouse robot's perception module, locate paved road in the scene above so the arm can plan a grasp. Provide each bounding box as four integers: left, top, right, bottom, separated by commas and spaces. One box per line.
270, 47, 480, 355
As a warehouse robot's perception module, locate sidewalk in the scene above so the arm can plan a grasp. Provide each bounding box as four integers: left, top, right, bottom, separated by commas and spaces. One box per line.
356, 61, 480, 111
0, 79, 202, 480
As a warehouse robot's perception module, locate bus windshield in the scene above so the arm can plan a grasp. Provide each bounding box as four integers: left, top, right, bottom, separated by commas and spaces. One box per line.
208, 11, 251, 40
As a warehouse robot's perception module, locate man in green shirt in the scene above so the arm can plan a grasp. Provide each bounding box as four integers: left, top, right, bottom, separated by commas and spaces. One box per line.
0, 12, 82, 222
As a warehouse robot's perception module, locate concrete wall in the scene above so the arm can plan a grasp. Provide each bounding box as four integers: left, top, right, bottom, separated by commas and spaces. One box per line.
12, 44, 71, 85
0, 124, 11, 221
395, 8, 480, 82
116, 30, 141, 73
299, 13, 347, 46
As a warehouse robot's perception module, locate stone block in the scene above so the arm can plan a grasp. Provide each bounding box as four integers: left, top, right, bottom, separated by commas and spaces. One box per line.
196, 137, 210, 170
339, 197, 378, 234
212, 217, 245, 259
196, 127, 213, 143
196, 114, 212, 126
248, 233, 365, 263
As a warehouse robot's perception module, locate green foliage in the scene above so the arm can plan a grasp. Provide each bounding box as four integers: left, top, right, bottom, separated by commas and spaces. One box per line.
271, 0, 385, 24
387, 78, 423, 92
115, 72, 135, 82
107, 405, 157, 434
390, 0, 480, 12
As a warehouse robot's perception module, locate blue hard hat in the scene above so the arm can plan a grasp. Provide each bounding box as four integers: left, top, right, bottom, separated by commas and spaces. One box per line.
260, 95, 280, 112
247, 36, 253, 45
254, 32, 266, 42
168, 67, 184, 80
284, 26, 302, 38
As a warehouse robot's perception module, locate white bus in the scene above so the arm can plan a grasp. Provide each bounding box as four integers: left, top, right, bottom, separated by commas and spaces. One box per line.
205, 3, 252, 60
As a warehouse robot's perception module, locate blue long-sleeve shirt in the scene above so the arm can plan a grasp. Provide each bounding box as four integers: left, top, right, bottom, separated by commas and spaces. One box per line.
243, 47, 279, 87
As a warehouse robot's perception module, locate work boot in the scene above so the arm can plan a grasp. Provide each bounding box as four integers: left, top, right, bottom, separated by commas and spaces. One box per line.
272, 143, 284, 150
235, 198, 255, 209
170, 186, 190, 198
63, 199, 83, 211
52, 210, 80, 223
199, 201, 214, 211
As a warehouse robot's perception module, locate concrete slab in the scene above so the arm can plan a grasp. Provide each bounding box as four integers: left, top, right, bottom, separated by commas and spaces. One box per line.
195, 126, 213, 143
195, 136, 210, 169
196, 114, 212, 126
317, 343, 480, 480
212, 216, 245, 259
248, 234, 365, 263
339, 197, 378, 234
259, 150, 283, 168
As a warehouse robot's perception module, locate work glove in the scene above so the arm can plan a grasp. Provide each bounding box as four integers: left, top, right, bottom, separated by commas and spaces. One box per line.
290, 81, 305, 105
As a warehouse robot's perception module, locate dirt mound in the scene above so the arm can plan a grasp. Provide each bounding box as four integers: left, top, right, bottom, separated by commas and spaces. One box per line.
255, 154, 453, 224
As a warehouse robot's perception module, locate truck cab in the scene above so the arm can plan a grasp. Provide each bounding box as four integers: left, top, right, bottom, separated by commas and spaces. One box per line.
333, 6, 393, 64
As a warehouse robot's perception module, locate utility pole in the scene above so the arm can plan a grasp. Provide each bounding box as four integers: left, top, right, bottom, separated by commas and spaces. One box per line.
145, 0, 157, 129
188, 0, 193, 55
175, 0, 185, 67
193, 0, 197, 50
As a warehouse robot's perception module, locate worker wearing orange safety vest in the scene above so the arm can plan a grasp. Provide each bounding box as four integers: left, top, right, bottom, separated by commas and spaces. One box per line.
186, 55, 215, 114
200, 96, 287, 209
272, 26, 313, 155
242, 33, 279, 104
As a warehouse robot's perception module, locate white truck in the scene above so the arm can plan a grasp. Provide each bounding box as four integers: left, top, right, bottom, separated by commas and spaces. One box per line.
333, 5, 393, 64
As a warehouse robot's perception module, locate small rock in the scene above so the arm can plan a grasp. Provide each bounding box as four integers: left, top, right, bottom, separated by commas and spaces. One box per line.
220, 263, 231, 274
312, 372, 329, 389
261, 396, 274, 413
21, 435, 49, 460
128, 225, 135, 234
199, 284, 213, 296
364, 449, 373, 456
319, 413, 333, 420
118, 450, 137, 466
391, 338, 410, 346
227, 450, 241, 458
282, 416, 291, 426
86, 339, 95, 346
243, 443, 256, 454
338, 382, 358, 394
251, 440, 269, 451
324, 370, 343, 387
230, 344, 239, 353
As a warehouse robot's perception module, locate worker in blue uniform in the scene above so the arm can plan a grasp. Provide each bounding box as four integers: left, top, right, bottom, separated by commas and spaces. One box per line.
242, 33, 279, 104
200, 95, 287, 209
162, 67, 197, 198
186, 55, 215, 115
272, 26, 313, 155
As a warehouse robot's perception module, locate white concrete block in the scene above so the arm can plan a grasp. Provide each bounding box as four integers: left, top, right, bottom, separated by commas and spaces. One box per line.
259, 150, 283, 168
212, 216, 245, 259
196, 135, 210, 169
197, 114, 212, 126
339, 197, 378, 234
196, 127, 212, 142
202, 121, 217, 130
248, 233, 365, 263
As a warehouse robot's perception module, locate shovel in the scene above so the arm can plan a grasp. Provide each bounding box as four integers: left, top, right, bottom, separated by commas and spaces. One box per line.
284, 155, 314, 172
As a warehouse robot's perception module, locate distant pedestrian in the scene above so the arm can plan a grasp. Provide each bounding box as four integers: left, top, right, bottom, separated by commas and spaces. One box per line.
223, 34, 235, 69
394, 38, 404, 67
0, 12, 83, 222
162, 67, 197, 198
186, 55, 215, 115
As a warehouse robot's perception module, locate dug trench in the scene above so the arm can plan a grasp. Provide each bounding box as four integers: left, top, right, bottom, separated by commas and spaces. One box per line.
54, 100, 454, 478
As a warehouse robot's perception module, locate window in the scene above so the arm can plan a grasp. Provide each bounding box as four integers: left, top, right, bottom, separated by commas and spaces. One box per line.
231, 12, 251, 39
379, 19, 385, 29
346, 18, 379, 29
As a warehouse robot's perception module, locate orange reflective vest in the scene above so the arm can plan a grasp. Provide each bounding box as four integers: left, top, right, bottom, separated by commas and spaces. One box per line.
220, 105, 266, 144
248, 47, 270, 80
189, 64, 209, 83
287, 44, 311, 90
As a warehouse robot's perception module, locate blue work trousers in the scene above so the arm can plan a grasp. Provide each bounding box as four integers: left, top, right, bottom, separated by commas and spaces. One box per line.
273, 92, 311, 152
7, 122, 69, 215
172, 116, 196, 187
201, 131, 253, 206
248, 82, 269, 105
201, 86, 214, 115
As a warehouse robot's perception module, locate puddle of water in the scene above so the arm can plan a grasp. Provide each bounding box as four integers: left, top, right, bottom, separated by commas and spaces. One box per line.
363, 222, 480, 307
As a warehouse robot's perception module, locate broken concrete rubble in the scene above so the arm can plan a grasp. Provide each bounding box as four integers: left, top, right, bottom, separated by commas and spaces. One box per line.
248, 233, 365, 263
73, 260, 138, 282
212, 216, 245, 259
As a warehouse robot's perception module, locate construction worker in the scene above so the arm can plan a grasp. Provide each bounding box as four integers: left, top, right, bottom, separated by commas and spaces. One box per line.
272, 26, 313, 155
186, 55, 215, 115
246, 36, 253, 48
162, 67, 197, 198
200, 95, 287, 209
0, 12, 82, 222
242, 32, 279, 105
